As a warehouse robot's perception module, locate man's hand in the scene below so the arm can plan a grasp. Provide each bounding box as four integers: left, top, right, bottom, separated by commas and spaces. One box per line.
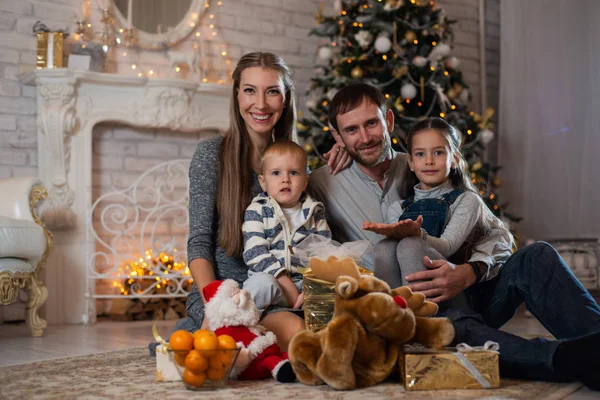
293, 292, 304, 309
362, 215, 423, 239
323, 143, 352, 175
405, 256, 477, 304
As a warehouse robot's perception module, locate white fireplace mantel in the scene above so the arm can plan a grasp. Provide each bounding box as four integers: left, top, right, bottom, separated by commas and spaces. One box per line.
21, 69, 231, 324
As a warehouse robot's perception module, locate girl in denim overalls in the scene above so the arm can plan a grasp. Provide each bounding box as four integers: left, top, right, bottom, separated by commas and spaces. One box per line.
364, 117, 511, 304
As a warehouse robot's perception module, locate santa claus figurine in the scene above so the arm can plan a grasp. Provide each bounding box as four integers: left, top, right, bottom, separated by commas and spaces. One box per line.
202, 279, 296, 383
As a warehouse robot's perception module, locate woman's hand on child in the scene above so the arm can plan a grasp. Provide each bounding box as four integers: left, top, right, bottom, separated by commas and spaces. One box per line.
404, 256, 475, 303
362, 215, 423, 239
293, 292, 304, 309
324, 143, 352, 175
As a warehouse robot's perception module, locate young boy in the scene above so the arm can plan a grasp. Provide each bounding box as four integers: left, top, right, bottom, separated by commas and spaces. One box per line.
242, 140, 331, 313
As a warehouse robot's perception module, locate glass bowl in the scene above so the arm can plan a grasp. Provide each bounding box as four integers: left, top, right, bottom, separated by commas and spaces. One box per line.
167, 348, 240, 390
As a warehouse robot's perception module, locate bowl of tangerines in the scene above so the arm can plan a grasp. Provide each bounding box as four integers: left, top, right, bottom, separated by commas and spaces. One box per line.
168, 329, 240, 390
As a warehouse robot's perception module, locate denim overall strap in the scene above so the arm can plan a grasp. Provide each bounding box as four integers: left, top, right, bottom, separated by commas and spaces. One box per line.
399, 188, 464, 238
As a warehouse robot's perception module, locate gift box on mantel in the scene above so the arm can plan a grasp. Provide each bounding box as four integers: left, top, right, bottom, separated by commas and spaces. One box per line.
303, 262, 373, 332
399, 341, 500, 391
33, 21, 68, 69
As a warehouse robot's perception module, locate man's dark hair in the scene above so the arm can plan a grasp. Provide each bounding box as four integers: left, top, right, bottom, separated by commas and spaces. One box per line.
328, 83, 387, 132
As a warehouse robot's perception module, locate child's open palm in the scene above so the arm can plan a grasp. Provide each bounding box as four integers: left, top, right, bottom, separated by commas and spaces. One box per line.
362, 215, 423, 240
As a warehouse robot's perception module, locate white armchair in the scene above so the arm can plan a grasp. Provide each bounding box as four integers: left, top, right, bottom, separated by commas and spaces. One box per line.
0, 177, 53, 336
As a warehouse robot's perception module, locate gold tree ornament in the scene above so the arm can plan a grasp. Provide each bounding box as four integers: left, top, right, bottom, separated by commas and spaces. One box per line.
404, 30, 417, 42
351, 66, 364, 79
479, 107, 495, 129
385, 0, 403, 10
297, 121, 309, 131
394, 97, 405, 112
316, 2, 325, 23
393, 65, 409, 78
303, 142, 314, 153
452, 82, 464, 94
392, 21, 405, 56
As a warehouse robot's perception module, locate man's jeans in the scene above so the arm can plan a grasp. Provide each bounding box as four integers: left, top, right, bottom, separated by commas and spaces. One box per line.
441, 242, 600, 381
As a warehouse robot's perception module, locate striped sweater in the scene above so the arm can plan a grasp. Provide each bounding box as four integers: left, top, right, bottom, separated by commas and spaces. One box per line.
242, 192, 331, 281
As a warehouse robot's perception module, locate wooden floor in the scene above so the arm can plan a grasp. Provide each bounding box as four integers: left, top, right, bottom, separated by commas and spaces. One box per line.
0, 309, 597, 399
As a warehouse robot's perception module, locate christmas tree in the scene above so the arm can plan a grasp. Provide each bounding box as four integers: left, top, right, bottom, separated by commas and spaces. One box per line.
298, 0, 519, 222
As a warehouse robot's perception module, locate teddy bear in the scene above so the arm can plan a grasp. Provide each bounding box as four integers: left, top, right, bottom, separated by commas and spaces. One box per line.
288, 271, 455, 390
202, 279, 296, 383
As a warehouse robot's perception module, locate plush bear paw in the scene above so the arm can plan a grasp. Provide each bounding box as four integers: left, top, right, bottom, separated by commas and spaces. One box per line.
391, 286, 438, 317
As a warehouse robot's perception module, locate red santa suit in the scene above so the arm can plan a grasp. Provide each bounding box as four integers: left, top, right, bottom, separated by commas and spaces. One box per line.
202, 279, 295, 382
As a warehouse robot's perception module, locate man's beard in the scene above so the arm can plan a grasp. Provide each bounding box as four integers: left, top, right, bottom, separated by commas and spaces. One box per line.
346, 133, 392, 167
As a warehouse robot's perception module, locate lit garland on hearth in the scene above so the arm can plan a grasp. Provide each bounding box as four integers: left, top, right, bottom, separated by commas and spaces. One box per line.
113, 249, 192, 296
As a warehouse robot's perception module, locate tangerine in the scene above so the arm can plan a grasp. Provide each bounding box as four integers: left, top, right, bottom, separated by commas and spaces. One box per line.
217, 334, 237, 350
182, 368, 207, 387
169, 330, 194, 352
194, 329, 219, 356
219, 350, 235, 367
206, 366, 226, 382
173, 351, 188, 367
185, 349, 209, 373
208, 351, 231, 370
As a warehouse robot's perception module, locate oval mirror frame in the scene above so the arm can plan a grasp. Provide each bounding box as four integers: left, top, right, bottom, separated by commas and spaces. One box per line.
111, 0, 207, 50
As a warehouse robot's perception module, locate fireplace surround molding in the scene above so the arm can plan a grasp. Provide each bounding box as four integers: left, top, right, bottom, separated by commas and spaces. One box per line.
21, 69, 231, 324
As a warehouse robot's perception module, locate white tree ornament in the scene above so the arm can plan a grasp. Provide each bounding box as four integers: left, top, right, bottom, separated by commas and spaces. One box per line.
354, 30, 374, 49
326, 88, 339, 100
444, 56, 460, 69
318, 46, 333, 62
429, 42, 451, 61
374, 34, 392, 53
412, 56, 428, 67
333, 0, 342, 14
458, 88, 469, 103
400, 83, 417, 99
478, 129, 495, 145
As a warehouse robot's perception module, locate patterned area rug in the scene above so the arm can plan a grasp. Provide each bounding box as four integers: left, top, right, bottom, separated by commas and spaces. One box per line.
0, 347, 582, 400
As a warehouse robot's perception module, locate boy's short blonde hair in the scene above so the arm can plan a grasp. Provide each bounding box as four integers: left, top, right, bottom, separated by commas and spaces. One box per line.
261, 140, 307, 173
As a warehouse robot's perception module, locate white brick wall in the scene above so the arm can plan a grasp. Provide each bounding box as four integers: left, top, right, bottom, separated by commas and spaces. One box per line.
0, 0, 499, 181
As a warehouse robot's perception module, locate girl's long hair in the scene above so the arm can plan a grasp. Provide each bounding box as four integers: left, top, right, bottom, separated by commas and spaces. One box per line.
217, 52, 297, 257
401, 117, 512, 253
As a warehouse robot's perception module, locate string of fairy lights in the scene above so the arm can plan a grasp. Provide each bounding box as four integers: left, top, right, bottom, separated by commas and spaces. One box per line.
73, 0, 231, 82
113, 249, 192, 296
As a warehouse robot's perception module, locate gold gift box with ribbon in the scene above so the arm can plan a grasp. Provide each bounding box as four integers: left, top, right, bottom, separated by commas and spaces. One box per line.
303, 265, 373, 332
399, 342, 500, 391
33, 21, 67, 69
36, 31, 64, 69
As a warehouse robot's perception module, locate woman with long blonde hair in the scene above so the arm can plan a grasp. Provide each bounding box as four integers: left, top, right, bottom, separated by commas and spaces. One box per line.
165, 52, 348, 352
